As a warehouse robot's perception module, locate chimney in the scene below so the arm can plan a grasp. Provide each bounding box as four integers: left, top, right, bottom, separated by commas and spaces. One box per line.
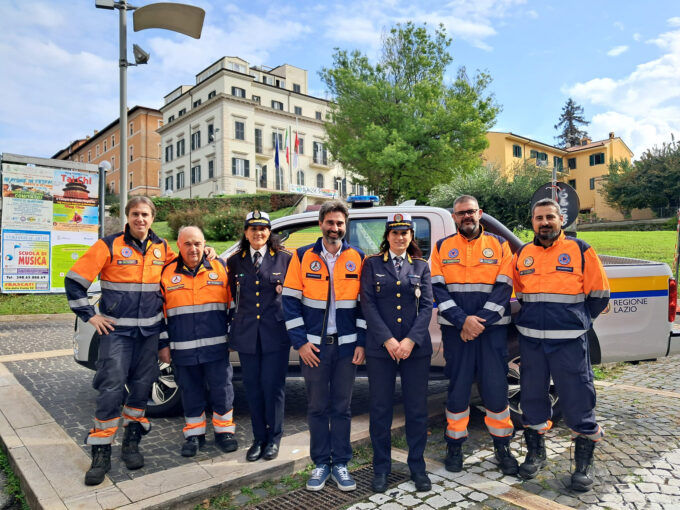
94, 130, 99, 135
609, 132, 615, 139
581, 136, 591, 146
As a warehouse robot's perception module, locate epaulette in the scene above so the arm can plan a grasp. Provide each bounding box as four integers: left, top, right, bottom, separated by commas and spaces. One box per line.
365, 253, 382, 259
279, 248, 293, 256
412, 257, 427, 262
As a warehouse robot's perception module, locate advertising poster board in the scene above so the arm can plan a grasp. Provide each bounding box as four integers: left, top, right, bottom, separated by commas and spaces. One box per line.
1, 230, 51, 292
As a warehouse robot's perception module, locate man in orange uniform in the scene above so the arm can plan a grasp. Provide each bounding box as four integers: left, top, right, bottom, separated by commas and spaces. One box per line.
159, 226, 236, 457
512, 198, 609, 491
431, 195, 518, 475
65, 197, 175, 485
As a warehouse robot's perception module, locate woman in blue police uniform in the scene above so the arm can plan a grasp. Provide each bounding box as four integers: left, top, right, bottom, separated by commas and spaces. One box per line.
360, 213, 434, 493
226, 211, 292, 462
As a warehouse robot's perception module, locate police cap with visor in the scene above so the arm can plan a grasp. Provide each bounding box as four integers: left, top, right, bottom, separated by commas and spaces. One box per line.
244, 210, 271, 229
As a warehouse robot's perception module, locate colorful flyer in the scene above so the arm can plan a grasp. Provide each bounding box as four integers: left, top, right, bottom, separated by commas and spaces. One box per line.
50, 230, 98, 293
52, 170, 99, 232
1, 164, 54, 230
1, 230, 51, 292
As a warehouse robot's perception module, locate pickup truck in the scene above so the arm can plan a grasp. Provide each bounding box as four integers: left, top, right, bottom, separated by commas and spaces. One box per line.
73, 204, 680, 422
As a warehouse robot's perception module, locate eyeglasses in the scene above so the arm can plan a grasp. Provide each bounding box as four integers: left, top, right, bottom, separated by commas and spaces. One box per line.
453, 209, 479, 217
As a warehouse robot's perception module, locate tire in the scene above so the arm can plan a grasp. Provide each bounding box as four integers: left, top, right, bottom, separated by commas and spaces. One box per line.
507, 355, 562, 429
128, 361, 183, 417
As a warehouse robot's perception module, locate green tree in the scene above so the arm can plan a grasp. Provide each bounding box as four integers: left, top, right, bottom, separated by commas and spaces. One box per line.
601, 137, 680, 211
554, 98, 590, 148
429, 163, 553, 230
320, 22, 499, 204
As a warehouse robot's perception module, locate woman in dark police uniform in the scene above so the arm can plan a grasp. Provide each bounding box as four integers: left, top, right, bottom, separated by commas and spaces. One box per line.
360, 213, 434, 493
226, 211, 292, 461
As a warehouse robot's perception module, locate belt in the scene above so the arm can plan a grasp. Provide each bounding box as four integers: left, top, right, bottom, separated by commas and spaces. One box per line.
323, 334, 338, 344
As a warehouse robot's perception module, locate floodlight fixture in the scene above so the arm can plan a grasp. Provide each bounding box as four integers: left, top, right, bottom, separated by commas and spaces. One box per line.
132, 44, 150, 65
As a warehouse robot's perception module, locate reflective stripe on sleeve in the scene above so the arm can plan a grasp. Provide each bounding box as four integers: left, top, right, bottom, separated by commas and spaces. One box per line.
282, 287, 302, 299
437, 315, 454, 326
307, 334, 321, 344
302, 296, 327, 309
356, 318, 367, 329
438, 299, 457, 311
100, 281, 160, 292
517, 326, 587, 339
101, 312, 164, 327
589, 289, 610, 298
336, 299, 357, 309
431, 275, 446, 285
495, 316, 511, 325
66, 270, 92, 288
338, 333, 357, 345
68, 297, 91, 308
446, 283, 493, 293
286, 317, 305, 330
496, 274, 512, 285
169, 336, 227, 350
520, 293, 585, 304
483, 302, 505, 314
166, 302, 227, 317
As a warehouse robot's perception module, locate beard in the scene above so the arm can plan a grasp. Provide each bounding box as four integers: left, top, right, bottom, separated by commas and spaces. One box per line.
457, 219, 479, 238
537, 227, 560, 242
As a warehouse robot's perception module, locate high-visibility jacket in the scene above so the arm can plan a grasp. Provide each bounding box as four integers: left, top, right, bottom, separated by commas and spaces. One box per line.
282, 238, 366, 359
512, 232, 610, 340
430, 228, 513, 329
65, 226, 175, 336
159, 256, 230, 365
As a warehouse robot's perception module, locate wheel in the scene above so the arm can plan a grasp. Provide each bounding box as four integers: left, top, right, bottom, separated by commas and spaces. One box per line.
507, 355, 562, 429
135, 361, 182, 417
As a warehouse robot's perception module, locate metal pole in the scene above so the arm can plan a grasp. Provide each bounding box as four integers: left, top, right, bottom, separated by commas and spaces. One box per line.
99, 166, 107, 239
551, 164, 557, 201
119, 1, 128, 229
675, 206, 680, 283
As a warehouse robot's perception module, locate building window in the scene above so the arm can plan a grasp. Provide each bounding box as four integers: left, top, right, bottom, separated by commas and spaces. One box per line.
191, 131, 201, 150
235, 121, 245, 140
111, 156, 115, 170
176, 171, 185, 189
271, 100, 284, 111
590, 177, 596, 189
193, 99, 201, 108
165, 175, 173, 191
568, 157, 576, 169
259, 165, 267, 188
298, 138, 304, 155
313, 142, 328, 165
317, 173, 324, 188
158, 120, 163, 128
128, 172, 133, 190
176, 138, 185, 156
178, 108, 186, 117
293, 83, 301, 93
191, 165, 201, 184
129, 145, 134, 161
553, 156, 563, 171
231, 87, 246, 98
512, 144, 521, 158
589, 152, 605, 166
88, 150, 91, 162
294, 106, 302, 116
568, 179, 576, 189
315, 111, 322, 120
272, 132, 283, 150
208, 124, 215, 143
112, 135, 116, 147
103, 140, 107, 152
208, 160, 214, 179
80, 155, 84, 162
255, 128, 263, 153
168, 115, 175, 123
252, 95, 260, 104
275, 166, 283, 190
296, 170, 305, 185
232, 157, 250, 177
129, 122, 134, 135
109, 181, 115, 193
165, 145, 173, 162
208, 90, 216, 99
96, 145, 100, 156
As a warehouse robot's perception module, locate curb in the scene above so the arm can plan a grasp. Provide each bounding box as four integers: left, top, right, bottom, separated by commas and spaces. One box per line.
0, 314, 74, 323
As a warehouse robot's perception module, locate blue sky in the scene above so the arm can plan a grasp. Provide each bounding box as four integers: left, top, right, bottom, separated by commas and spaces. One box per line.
1, 0, 678, 160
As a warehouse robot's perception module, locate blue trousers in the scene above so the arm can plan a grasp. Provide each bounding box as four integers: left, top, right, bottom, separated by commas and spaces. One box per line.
519, 334, 600, 436
367, 355, 430, 475
442, 325, 510, 444
175, 359, 234, 419
300, 342, 357, 466
239, 341, 288, 445
92, 330, 159, 422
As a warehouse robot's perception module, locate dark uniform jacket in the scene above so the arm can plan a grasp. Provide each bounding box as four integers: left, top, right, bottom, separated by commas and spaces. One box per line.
227, 247, 292, 354
360, 252, 433, 359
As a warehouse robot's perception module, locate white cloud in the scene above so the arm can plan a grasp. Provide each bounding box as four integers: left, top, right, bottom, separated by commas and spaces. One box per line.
566, 27, 680, 158
526, 10, 539, 19
668, 17, 680, 27
613, 21, 625, 31
607, 45, 629, 57
633, 33, 641, 41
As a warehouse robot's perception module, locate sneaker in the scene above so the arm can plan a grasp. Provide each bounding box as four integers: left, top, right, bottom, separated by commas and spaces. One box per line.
306, 464, 331, 491
331, 464, 357, 491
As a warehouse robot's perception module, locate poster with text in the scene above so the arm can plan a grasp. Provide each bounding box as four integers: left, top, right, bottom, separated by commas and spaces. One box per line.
50, 230, 98, 292
52, 170, 99, 232
1, 230, 51, 292
1, 164, 53, 230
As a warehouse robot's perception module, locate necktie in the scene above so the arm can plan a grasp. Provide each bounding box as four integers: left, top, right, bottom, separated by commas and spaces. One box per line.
253, 251, 262, 270
394, 255, 403, 274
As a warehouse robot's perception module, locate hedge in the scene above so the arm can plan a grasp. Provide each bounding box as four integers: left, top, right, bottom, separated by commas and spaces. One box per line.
150, 193, 302, 221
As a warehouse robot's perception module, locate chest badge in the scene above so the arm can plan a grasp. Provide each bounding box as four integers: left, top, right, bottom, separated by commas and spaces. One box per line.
171, 275, 182, 284
345, 261, 356, 271
523, 256, 534, 267
448, 248, 459, 258
276, 284, 283, 294
208, 272, 218, 280
558, 253, 571, 265
153, 248, 162, 258
121, 247, 133, 258
483, 248, 494, 258
310, 260, 321, 272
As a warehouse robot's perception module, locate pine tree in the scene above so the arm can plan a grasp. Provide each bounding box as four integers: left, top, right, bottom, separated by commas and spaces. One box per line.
554, 98, 590, 148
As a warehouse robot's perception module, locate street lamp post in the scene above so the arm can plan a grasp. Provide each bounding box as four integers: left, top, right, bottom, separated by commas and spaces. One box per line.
95, 0, 204, 228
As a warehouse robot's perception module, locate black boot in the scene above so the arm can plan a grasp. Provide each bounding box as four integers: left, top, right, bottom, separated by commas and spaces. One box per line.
444, 443, 463, 472
84, 445, 111, 486
181, 435, 206, 457
518, 429, 546, 479
121, 422, 145, 470
215, 432, 238, 453
493, 440, 519, 475
571, 436, 596, 492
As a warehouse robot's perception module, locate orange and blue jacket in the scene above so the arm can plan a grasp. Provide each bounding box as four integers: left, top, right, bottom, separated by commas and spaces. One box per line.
159, 256, 230, 365
65, 226, 175, 336
512, 232, 610, 341
282, 238, 366, 359
430, 229, 513, 329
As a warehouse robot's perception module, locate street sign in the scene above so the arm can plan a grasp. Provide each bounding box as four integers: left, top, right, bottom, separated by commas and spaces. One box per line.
531, 181, 580, 231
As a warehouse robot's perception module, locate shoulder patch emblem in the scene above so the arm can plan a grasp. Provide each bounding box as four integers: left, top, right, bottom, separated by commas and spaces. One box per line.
483, 248, 494, 258
523, 256, 534, 267
448, 248, 459, 258
153, 248, 162, 258
171, 275, 182, 284
558, 253, 571, 265
208, 272, 218, 280
345, 260, 356, 271
121, 247, 133, 258
310, 260, 321, 272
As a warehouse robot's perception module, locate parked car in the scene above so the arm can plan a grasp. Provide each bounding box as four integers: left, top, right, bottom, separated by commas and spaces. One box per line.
74, 204, 679, 423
